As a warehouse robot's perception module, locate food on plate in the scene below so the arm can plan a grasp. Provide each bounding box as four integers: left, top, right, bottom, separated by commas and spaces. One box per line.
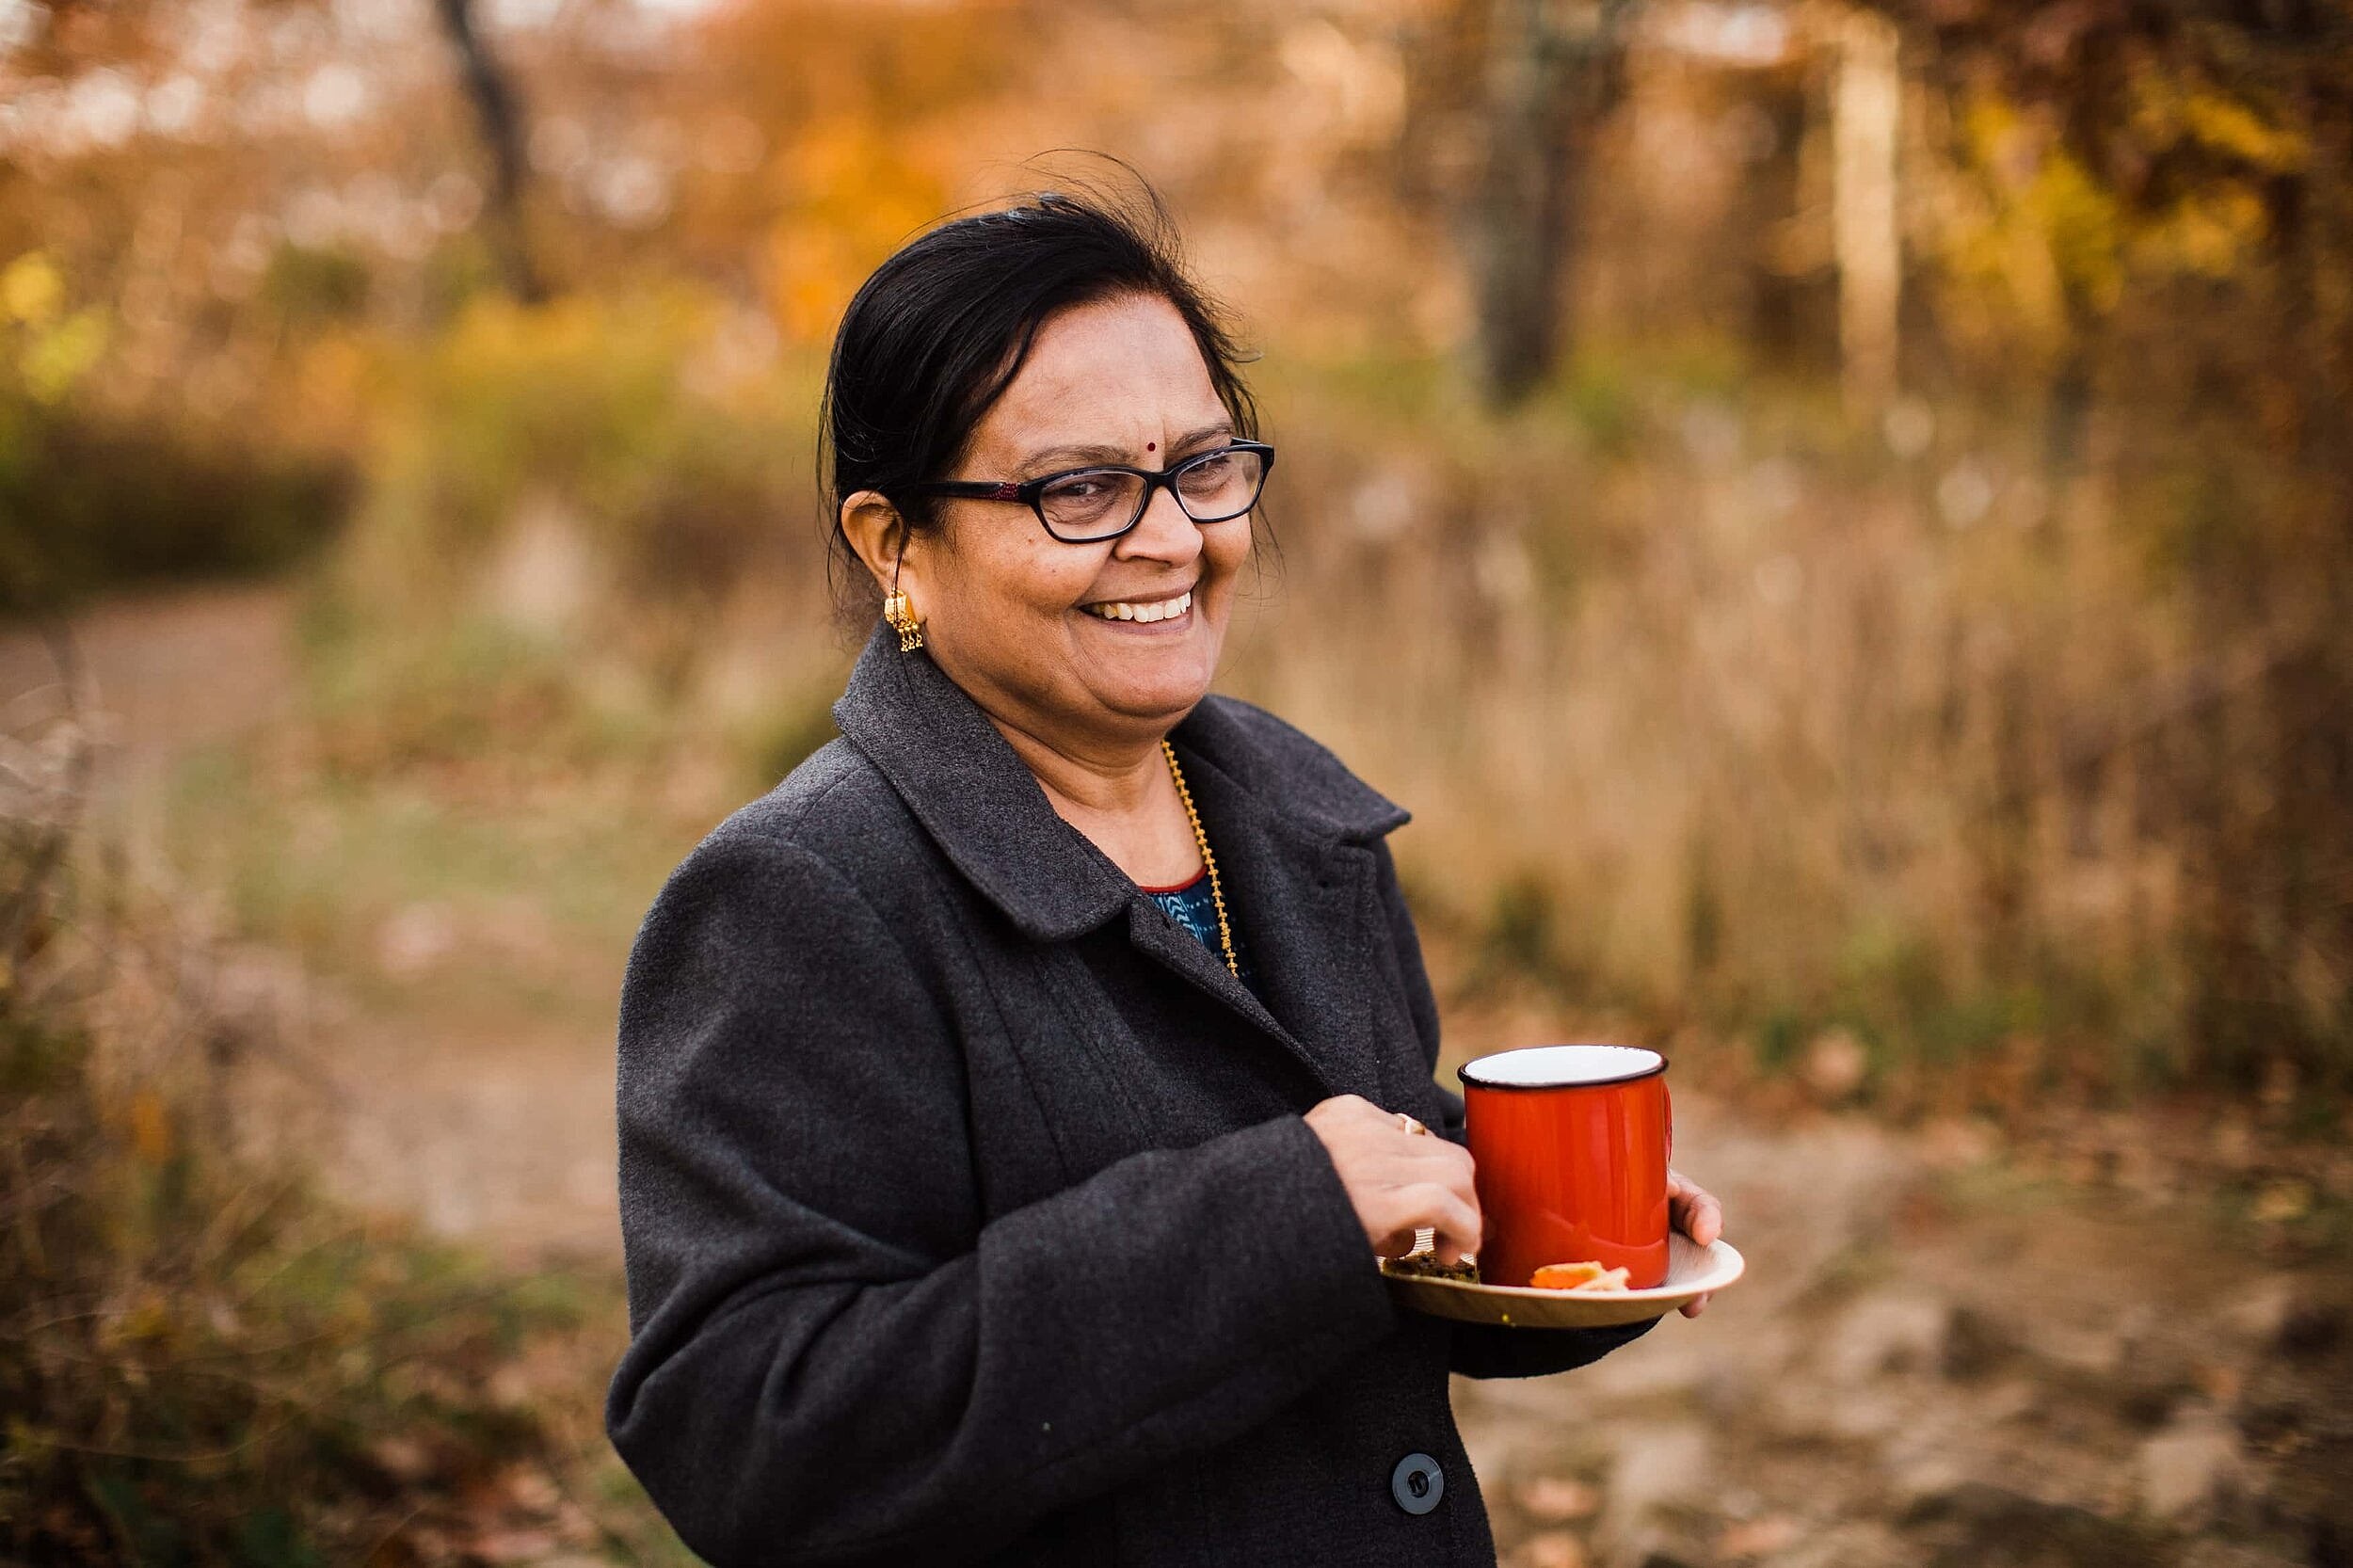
1529, 1261, 1632, 1292
1380, 1253, 1641, 1292
1381, 1250, 1481, 1283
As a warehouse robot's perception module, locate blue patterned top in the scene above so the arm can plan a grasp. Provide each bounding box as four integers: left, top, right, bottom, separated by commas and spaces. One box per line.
1143, 869, 1259, 996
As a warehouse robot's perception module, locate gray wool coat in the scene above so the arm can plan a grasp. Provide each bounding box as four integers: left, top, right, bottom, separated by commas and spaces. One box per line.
607, 621, 1658, 1568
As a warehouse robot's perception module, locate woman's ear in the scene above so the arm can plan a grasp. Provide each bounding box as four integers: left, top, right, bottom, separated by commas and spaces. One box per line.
839, 490, 916, 594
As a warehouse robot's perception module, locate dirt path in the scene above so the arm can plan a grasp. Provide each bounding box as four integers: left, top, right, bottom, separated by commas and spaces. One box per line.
2, 584, 621, 1263
0, 582, 295, 865
1455, 1090, 2352, 1566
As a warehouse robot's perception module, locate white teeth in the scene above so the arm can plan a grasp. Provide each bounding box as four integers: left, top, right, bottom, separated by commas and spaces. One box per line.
1085, 589, 1193, 623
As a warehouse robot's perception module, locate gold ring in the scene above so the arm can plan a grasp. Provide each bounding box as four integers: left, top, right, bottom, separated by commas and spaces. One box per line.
1398, 1112, 1428, 1136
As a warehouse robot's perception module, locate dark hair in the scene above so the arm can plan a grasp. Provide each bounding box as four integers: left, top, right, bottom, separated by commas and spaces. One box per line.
820, 178, 1262, 625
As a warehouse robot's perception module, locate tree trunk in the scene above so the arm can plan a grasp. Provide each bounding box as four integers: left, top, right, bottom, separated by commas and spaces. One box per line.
1831, 5, 1901, 418
433, 0, 546, 305
1467, 0, 1629, 410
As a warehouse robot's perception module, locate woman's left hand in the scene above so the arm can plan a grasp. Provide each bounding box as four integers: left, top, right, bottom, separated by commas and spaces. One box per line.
1667, 1167, 1724, 1319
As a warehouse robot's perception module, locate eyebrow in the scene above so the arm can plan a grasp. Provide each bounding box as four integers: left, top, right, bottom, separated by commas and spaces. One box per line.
1014, 422, 1235, 476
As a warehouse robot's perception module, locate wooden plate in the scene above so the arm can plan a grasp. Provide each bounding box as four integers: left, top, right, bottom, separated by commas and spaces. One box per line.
1382, 1234, 1745, 1329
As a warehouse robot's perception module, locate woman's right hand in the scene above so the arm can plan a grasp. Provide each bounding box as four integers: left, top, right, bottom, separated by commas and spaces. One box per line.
1303, 1094, 1483, 1267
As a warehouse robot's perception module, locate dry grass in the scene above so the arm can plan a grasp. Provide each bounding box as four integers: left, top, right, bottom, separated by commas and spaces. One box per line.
1218, 346, 2345, 1112
148, 293, 2353, 1123
0, 638, 686, 1566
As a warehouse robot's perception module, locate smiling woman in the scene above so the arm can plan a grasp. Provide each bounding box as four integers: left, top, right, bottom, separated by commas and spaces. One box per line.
835, 284, 1268, 891
604, 181, 1719, 1568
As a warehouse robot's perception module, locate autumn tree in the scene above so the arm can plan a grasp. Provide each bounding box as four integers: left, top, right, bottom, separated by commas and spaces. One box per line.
1465, 0, 1635, 408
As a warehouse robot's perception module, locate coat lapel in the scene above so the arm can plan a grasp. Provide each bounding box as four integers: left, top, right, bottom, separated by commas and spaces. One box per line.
1164, 709, 1403, 1101
830, 623, 1131, 942
830, 623, 1410, 1100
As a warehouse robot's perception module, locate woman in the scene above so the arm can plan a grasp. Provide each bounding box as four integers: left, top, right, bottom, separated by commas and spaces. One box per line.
607, 187, 1724, 1567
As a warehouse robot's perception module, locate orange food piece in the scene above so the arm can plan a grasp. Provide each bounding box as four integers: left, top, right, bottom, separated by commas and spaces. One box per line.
1529, 1261, 1632, 1292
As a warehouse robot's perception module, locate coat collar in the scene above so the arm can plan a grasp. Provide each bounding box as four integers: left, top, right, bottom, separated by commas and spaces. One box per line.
829, 620, 1409, 945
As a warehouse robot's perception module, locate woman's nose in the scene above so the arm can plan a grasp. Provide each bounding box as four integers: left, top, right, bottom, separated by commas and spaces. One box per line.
1114, 483, 1205, 562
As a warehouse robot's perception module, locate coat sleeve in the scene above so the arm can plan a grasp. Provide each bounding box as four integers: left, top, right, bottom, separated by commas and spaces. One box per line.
1366, 837, 1664, 1379
605, 828, 1401, 1568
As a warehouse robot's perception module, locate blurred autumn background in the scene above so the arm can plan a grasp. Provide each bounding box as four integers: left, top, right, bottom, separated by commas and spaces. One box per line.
4, 0, 2351, 1562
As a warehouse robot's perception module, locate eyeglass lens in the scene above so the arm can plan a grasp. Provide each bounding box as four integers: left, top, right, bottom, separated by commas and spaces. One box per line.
1040, 448, 1266, 539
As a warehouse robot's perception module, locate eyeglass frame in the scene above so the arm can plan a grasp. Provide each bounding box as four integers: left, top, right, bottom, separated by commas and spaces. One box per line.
909, 440, 1276, 543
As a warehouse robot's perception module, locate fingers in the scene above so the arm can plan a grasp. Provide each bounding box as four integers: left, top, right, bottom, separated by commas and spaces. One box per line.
1418, 1180, 1482, 1258
1373, 1163, 1481, 1263
1368, 1196, 1480, 1263
1309, 1095, 1459, 1154
1666, 1167, 1723, 1248
1307, 1096, 1486, 1261
1373, 1179, 1481, 1260
1384, 1111, 1478, 1261
1667, 1167, 1721, 1315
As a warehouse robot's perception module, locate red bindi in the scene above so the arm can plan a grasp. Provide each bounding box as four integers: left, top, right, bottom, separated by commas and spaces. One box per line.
1145, 441, 1156, 452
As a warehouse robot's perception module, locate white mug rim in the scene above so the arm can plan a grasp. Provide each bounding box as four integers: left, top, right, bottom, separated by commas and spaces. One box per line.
1457, 1042, 1668, 1090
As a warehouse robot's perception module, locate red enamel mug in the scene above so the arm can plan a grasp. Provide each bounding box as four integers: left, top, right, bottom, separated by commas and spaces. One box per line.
1457, 1044, 1673, 1289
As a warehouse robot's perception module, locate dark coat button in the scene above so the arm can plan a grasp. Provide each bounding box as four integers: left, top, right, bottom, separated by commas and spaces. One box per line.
1391, 1451, 1444, 1515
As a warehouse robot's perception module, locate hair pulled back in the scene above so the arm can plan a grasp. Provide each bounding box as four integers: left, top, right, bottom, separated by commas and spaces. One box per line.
820, 177, 1260, 625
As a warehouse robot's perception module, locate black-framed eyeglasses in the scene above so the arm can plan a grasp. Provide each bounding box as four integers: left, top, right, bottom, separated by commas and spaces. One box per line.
913, 440, 1275, 544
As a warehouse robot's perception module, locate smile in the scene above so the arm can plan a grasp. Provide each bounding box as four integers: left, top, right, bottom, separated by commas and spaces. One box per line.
1080, 588, 1193, 624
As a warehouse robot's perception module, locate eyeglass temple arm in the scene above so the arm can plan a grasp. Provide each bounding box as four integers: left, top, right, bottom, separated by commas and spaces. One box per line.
919, 480, 1026, 501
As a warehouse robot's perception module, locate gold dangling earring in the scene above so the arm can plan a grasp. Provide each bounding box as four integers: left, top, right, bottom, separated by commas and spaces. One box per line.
882, 565, 924, 652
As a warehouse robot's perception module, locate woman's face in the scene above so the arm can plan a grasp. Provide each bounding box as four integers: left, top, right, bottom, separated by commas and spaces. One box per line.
894, 291, 1255, 755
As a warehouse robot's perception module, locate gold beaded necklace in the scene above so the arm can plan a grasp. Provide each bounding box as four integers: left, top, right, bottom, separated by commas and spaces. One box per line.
1160, 738, 1238, 979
